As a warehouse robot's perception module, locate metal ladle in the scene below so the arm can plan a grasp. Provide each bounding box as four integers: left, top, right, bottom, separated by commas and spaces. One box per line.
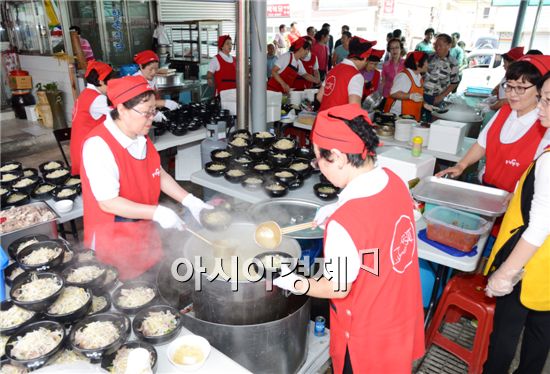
254, 220, 315, 249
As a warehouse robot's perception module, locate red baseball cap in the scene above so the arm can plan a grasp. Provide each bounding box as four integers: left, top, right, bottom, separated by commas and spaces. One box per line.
85, 60, 113, 81
367, 49, 385, 62
406, 51, 427, 65
218, 35, 232, 50
133, 50, 159, 65
291, 37, 309, 51
518, 54, 550, 75
502, 46, 524, 61
107, 76, 153, 107
311, 104, 375, 159
348, 37, 377, 59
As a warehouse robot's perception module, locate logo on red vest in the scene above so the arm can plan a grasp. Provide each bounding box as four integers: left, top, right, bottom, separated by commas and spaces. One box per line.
505, 159, 520, 167
151, 168, 161, 178
324, 75, 336, 96
389, 215, 416, 273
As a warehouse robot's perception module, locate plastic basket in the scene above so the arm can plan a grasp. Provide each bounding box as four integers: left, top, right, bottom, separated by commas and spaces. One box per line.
424, 206, 489, 252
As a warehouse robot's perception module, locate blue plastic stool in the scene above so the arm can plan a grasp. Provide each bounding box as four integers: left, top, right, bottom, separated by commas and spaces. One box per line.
0, 246, 9, 301
419, 259, 453, 308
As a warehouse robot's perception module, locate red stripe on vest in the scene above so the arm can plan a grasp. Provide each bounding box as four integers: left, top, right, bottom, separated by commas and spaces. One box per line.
319, 63, 361, 111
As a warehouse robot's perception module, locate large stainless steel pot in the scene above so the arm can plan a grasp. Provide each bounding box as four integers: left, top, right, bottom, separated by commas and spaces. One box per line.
153, 73, 183, 88
183, 222, 302, 325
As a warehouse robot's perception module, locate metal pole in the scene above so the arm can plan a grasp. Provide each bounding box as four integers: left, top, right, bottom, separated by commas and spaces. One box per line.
511, 0, 528, 48
236, 0, 250, 130
250, 0, 266, 132
528, 0, 543, 50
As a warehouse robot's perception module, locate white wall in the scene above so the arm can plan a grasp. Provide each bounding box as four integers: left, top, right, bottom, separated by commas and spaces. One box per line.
19, 55, 77, 126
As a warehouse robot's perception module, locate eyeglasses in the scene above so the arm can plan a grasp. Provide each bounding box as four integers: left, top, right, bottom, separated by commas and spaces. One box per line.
132, 107, 157, 118
537, 95, 550, 107
502, 82, 535, 95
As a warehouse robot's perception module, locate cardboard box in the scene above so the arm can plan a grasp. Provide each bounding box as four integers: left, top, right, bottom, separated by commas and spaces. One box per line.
9, 75, 33, 90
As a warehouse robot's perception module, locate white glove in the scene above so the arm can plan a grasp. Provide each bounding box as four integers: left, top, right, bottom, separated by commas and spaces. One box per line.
181, 194, 213, 223
313, 203, 338, 229
272, 265, 306, 295
410, 93, 423, 103
153, 111, 167, 123
152, 205, 185, 230
485, 268, 524, 297
125, 348, 153, 374
164, 99, 181, 111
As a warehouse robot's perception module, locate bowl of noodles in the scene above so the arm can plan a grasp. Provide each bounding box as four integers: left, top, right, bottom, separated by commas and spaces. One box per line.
5, 320, 65, 370
62, 261, 107, 291
101, 340, 158, 374
44, 286, 93, 325
7, 234, 50, 260
133, 304, 183, 346
10, 272, 64, 312
112, 281, 158, 316
0, 300, 39, 336
16, 240, 65, 272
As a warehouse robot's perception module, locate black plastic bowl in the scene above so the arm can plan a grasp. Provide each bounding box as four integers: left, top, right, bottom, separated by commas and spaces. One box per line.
224, 168, 247, 184
271, 137, 297, 155
11, 176, 39, 195
263, 180, 288, 198
69, 312, 129, 363
16, 240, 65, 272
0, 185, 10, 205
289, 158, 313, 179
101, 340, 158, 373
252, 131, 276, 147
273, 168, 299, 185
0, 170, 23, 188
132, 304, 183, 346
94, 265, 120, 295
7, 234, 50, 260
241, 175, 264, 190
204, 161, 227, 177
39, 160, 64, 175
0, 161, 22, 174
112, 281, 159, 316
31, 182, 57, 200
314, 182, 340, 201
230, 154, 253, 170
252, 161, 273, 175
286, 175, 304, 190
4, 192, 30, 208
268, 151, 293, 168
62, 261, 108, 291
246, 146, 268, 161
5, 320, 66, 370
200, 206, 232, 231
22, 168, 39, 178
295, 146, 314, 160
52, 186, 78, 201
210, 148, 233, 164
5, 261, 27, 287
64, 176, 81, 191
10, 271, 64, 312
44, 286, 93, 325
87, 292, 112, 316
0, 299, 39, 336
43, 168, 71, 186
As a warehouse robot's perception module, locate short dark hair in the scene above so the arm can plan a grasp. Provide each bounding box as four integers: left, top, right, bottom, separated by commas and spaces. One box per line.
436, 33, 452, 45
452, 32, 460, 39
342, 25, 350, 32
536, 71, 550, 92
386, 38, 403, 52
109, 90, 156, 120
425, 28, 435, 35
318, 114, 379, 167
85, 69, 116, 87
506, 60, 543, 85
392, 29, 402, 38
322, 23, 330, 29
307, 26, 315, 34
289, 39, 311, 52
526, 49, 543, 55
404, 52, 428, 70
279, 24, 286, 32
290, 22, 297, 28
386, 32, 393, 39
315, 29, 329, 42
342, 31, 352, 39
69, 25, 81, 35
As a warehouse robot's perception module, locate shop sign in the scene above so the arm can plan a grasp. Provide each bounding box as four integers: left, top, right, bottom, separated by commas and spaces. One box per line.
112, 8, 124, 52
267, 4, 290, 18
383, 0, 394, 14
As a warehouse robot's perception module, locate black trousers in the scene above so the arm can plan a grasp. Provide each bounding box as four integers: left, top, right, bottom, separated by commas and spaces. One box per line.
483, 284, 550, 374
342, 346, 353, 374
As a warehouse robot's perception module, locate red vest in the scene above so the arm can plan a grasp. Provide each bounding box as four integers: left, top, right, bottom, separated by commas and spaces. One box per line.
267, 53, 300, 92
81, 124, 162, 280
319, 63, 361, 111
362, 69, 381, 100
325, 169, 425, 374
292, 55, 317, 90
484, 104, 546, 192
214, 54, 236, 95
70, 88, 106, 175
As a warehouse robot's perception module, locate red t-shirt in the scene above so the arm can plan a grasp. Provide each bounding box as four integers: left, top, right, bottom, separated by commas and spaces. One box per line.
311, 42, 328, 71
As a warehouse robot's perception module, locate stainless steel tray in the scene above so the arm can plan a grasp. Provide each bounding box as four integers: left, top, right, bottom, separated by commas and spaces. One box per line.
249, 198, 324, 240
412, 176, 510, 217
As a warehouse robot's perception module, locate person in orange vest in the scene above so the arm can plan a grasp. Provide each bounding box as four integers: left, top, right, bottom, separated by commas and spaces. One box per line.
317, 37, 375, 111
267, 37, 320, 93
292, 36, 320, 90
133, 50, 180, 112
80, 75, 212, 280
70, 60, 115, 176
482, 62, 550, 374
385, 51, 429, 121
207, 35, 236, 96
361, 48, 384, 100
274, 104, 425, 373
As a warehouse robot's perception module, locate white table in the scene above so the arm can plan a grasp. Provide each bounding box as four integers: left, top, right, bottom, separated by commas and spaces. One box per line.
45, 196, 83, 224
155, 129, 208, 181
153, 128, 207, 152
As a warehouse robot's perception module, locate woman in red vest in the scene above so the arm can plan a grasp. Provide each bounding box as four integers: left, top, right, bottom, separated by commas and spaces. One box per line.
133, 50, 180, 113
274, 104, 425, 373
437, 55, 550, 193
292, 37, 320, 90
70, 60, 114, 175
80, 76, 211, 280
267, 37, 320, 93
317, 37, 375, 111
361, 48, 384, 100
385, 51, 428, 121
206, 35, 236, 96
